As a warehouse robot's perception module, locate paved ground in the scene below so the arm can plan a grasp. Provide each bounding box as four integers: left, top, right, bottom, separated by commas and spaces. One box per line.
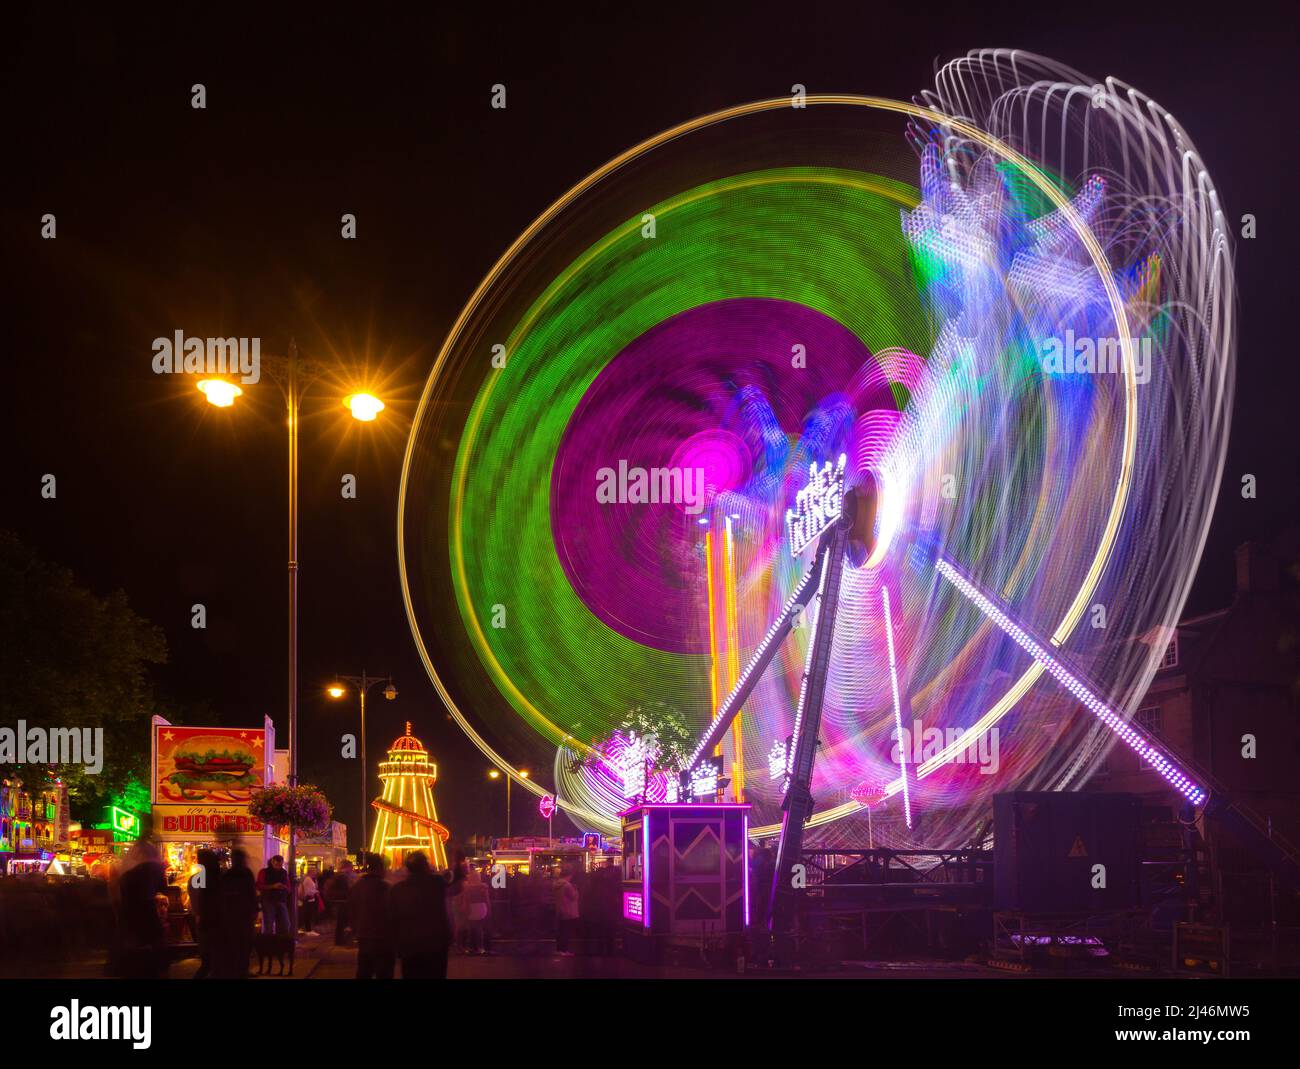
6, 931, 1027, 979
4, 919, 1131, 979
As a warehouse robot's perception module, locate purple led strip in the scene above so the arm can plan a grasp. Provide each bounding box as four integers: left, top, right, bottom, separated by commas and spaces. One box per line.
880, 585, 913, 828
935, 558, 1208, 807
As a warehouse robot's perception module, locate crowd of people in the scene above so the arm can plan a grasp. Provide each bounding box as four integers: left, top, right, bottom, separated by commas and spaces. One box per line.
105, 839, 627, 979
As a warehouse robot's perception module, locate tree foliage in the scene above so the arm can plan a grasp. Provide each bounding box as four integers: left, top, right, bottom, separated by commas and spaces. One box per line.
0, 531, 167, 811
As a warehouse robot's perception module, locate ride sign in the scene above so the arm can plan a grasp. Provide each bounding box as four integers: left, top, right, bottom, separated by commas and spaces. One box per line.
785, 454, 847, 556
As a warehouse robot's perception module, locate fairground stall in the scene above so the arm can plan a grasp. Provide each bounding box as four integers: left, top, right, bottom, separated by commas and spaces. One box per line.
0, 777, 69, 875
296, 821, 349, 877
151, 716, 284, 883
620, 801, 750, 962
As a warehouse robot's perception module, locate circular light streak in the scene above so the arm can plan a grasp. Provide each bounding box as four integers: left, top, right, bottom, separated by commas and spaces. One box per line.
399, 67, 1232, 841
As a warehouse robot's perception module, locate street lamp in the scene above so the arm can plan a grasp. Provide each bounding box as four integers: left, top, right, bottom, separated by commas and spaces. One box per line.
197, 379, 242, 407
343, 393, 385, 422
194, 340, 388, 933
327, 672, 396, 858
488, 768, 529, 838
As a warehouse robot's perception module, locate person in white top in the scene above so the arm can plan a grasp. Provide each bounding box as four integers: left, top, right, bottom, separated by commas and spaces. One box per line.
298, 872, 320, 934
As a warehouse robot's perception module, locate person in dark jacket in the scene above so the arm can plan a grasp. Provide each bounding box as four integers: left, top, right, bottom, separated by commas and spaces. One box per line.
256, 855, 292, 935
387, 852, 452, 978
213, 848, 257, 978
326, 859, 356, 945
188, 848, 222, 978
118, 841, 169, 978
349, 853, 396, 978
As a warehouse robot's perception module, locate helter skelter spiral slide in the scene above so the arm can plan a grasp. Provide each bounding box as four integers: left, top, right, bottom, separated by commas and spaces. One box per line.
397, 51, 1237, 876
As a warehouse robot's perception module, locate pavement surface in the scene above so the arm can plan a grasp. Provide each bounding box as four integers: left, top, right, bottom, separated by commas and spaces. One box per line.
4, 919, 1143, 979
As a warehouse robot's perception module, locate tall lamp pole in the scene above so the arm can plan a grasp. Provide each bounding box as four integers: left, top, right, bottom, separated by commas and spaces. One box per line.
195, 339, 390, 937
328, 673, 397, 856
286, 341, 300, 932
488, 768, 529, 839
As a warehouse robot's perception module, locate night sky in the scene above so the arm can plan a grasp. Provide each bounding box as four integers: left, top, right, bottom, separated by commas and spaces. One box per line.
3, 5, 1297, 848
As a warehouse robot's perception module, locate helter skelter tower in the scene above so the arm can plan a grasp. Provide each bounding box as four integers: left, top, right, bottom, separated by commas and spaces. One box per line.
369, 722, 450, 871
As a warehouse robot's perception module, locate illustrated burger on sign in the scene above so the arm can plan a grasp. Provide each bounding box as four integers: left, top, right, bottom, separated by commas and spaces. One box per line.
165, 735, 260, 800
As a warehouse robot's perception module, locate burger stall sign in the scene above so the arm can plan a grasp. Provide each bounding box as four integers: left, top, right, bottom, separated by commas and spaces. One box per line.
156, 727, 263, 802
152, 724, 271, 840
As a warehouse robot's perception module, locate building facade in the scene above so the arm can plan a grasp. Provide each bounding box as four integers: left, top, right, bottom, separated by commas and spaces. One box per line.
0, 777, 68, 873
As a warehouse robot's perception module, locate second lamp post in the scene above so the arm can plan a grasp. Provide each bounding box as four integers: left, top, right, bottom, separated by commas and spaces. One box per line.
328, 673, 397, 855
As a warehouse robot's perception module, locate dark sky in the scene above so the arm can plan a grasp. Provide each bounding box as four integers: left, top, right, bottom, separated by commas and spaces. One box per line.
3, 4, 1297, 847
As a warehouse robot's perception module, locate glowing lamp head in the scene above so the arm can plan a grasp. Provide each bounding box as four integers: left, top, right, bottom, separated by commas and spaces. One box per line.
519, 770, 530, 780
344, 393, 385, 422
383, 683, 398, 701
326, 685, 345, 699
488, 769, 501, 780
197, 379, 242, 408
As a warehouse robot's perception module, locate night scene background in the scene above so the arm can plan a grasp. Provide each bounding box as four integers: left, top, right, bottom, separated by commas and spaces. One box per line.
2, 4, 1297, 852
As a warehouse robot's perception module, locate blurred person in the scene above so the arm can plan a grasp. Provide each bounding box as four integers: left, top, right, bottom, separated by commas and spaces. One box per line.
461, 865, 490, 955
189, 848, 222, 978
298, 870, 319, 934
592, 863, 620, 955
553, 866, 580, 957
388, 852, 452, 978
118, 841, 168, 978
213, 848, 257, 978
350, 853, 396, 979
325, 858, 356, 945
450, 849, 469, 950
256, 855, 291, 936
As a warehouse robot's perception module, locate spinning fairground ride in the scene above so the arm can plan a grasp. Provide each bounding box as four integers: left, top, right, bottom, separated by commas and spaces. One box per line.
398, 51, 1236, 933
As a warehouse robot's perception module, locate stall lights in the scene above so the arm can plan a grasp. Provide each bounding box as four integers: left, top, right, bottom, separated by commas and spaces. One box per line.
622, 890, 645, 921
935, 558, 1208, 806
687, 758, 722, 801
880, 586, 913, 828
642, 816, 651, 928
741, 809, 751, 927
767, 738, 789, 782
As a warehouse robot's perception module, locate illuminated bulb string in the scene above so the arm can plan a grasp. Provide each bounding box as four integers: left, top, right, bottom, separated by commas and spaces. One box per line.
935, 558, 1207, 806
880, 585, 913, 827
783, 561, 828, 793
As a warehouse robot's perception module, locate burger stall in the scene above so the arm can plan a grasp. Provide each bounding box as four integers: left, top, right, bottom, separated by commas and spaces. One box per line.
151, 716, 285, 883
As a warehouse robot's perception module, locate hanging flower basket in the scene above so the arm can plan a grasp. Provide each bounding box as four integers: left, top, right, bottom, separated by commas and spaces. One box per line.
249, 784, 332, 837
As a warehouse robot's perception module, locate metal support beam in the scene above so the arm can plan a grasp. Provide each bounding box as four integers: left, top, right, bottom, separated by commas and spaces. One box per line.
685, 548, 826, 769
768, 520, 850, 941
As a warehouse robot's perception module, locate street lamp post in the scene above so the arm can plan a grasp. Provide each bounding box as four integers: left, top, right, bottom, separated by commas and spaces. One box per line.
196, 340, 388, 936
488, 768, 528, 838
327, 673, 397, 856
286, 341, 300, 932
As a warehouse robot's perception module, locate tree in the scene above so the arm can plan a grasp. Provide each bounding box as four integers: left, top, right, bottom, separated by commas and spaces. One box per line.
620, 701, 693, 773
0, 531, 166, 814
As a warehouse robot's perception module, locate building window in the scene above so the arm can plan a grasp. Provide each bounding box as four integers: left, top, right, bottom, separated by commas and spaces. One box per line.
1136, 705, 1163, 734
1160, 635, 1179, 669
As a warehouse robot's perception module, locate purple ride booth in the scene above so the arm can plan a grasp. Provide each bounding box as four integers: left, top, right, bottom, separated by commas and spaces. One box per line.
620, 802, 751, 961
